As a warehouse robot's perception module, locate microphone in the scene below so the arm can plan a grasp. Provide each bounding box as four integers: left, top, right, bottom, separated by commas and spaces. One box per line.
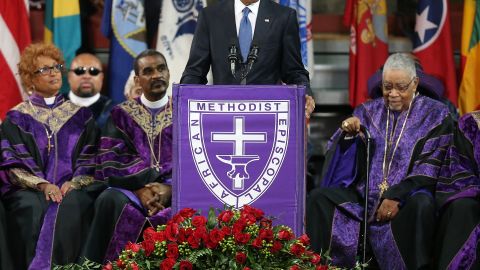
246, 45, 259, 72
228, 44, 238, 78
241, 45, 259, 85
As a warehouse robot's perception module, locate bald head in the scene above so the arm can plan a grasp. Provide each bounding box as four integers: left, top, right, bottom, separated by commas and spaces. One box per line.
68, 53, 104, 97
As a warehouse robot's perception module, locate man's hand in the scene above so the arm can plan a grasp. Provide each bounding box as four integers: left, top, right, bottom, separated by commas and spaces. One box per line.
305, 95, 315, 119
376, 199, 400, 222
145, 183, 172, 208
134, 187, 164, 216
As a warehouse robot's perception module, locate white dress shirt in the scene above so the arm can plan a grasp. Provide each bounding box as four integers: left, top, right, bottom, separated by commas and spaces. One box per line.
234, 0, 260, 39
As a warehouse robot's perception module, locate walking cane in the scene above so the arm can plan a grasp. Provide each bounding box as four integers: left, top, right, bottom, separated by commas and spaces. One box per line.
359, 125, 371, 268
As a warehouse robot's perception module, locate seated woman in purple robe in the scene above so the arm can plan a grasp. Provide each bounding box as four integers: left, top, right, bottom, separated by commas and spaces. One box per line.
0, 43, 102, 269
434, 111, 480, 269
306, 53, 455, 269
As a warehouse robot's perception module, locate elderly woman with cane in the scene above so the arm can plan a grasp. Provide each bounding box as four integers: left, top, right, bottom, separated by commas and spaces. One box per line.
306, 53, 455, 270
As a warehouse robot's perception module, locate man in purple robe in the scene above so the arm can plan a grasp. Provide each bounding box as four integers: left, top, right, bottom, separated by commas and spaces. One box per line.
434, 111, 480, 269
306, 53, 455, 269
82, 49, 172, 263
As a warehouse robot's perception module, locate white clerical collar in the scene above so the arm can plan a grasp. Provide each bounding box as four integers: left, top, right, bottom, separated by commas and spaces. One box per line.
44, 96, 56, 105
69, 91, 101, 107
140, 94, 168, 109
235, 0, 260, 15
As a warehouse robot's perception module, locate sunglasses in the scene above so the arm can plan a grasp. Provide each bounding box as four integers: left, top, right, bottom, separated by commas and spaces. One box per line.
382, 77, 416, 93
34, 64, 64, 76
71, 66, 102, 76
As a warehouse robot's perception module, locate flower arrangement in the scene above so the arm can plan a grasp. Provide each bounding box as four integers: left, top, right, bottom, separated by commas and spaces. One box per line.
100, 206, 349, 270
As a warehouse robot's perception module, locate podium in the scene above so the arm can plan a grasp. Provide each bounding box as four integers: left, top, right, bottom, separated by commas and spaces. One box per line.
172, 85, 306, 235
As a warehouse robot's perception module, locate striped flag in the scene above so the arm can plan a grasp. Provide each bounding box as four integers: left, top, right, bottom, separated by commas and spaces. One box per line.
0, 0, 30, 119
44, 0, 81, 94
278, 0, 313, 75
156, 0, 206, 96
458, 0, 480, 114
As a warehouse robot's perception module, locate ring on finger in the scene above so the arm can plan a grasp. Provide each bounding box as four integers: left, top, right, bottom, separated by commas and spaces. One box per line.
342, 121, 349, 128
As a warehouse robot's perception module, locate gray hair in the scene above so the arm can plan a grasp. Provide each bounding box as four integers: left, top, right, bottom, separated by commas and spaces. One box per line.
382, 53, 417, 79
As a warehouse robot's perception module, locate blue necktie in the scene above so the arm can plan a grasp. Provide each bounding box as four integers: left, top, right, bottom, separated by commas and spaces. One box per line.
239, 7, 252, 62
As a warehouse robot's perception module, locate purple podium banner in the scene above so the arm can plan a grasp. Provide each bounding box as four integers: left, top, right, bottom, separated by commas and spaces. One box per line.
172, 85, 306, 235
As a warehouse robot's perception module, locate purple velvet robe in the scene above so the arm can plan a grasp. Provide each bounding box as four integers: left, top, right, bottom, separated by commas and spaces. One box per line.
0, 93, 97, 269
94, 97, 172, 261
435, 111, 480, 269
324, 95, 453, 268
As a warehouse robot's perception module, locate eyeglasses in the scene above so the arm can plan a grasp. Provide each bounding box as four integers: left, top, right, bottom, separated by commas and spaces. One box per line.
34, 64, 64, 76
70, 66, 102, 76
382, 77, 416, 93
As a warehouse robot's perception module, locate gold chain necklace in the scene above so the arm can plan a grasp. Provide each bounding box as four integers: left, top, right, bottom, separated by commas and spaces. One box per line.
28, 99, 55, 155
146, 99, 170, 172
379, 93, 417, 196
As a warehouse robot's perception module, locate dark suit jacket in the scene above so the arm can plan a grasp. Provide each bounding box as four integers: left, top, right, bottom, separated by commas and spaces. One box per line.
181, 0, 311, 94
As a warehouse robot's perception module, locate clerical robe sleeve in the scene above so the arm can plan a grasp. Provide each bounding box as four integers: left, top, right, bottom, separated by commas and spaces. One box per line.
70, 116, 98, 188
0, 117, 49, 187
96, 116, 168, 191
435, 113, 480, 208
382, 115, 455, 202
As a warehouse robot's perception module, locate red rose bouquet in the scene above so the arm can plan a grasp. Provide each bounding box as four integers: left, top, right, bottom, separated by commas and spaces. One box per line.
99, 206, 360, 270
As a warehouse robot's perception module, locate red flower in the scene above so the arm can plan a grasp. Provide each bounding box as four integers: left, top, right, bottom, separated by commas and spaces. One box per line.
289, 265, 301, 270
179, 260, 193, 270
125, 242, 141, 253
193, 226, 208, 242
290, 243, 306, 257
316, 265, 328, 270
143, 227, 156, 241
218, 210, 234, 223
258, 228, 273, 241
102, 262, 113, 270
152, 230, 166, 242
278, 229, 293, 241
165, 223, 179, 242
298, 234, 310, 246
241, 205, 264, 219
251, 237, 263, 248
130, 263, 139, 270
235, 251, 247, 264
209, 228, 225, 244
260, 218, 272, 228
166, 243, 179, 259
116, 259, 124, 268
271, 240, 282, 253
170, 214, 185, 224
221, 226, 232, 236
160, 258, 176, 270
243, 268, 251, 270
311, 253, 321, 264
234, 232, 251, 245
192, 215, 207, 228
142, 240, 155, 256
187, 235, 201, 249
179, 208, 196, 218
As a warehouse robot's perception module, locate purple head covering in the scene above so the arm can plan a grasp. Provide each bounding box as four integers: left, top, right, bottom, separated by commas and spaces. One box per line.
367, 68, 445, 100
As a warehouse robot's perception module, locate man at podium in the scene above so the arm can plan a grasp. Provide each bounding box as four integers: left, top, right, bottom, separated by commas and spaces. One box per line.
180, 0, 315, 118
